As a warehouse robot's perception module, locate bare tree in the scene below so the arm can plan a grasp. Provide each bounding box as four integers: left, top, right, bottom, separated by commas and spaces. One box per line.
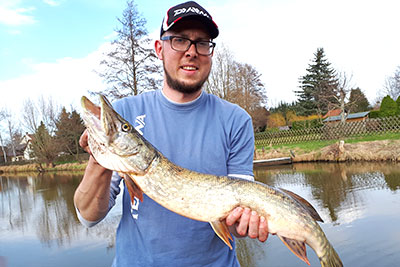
232, 62, 267, 114
321, 72, 368, 123
204, 43, 236, 102
19, 96, 62, 165
204, 44, 268, 131
22, 99, 39, 133
38, 95, 59, 134
1, 109, 19, 158
0, 110, 7, 163
251, 107, 269, 133
95, 0, 161, 100
336, 73, 351, 123
383, 66, 400, 100
21, 96, 60, 133
0, 132, 6, 163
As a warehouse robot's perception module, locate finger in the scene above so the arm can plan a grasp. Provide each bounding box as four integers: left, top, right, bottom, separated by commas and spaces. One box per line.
236, 208, 251, 236
248, 211, 260, 239
225, 207, 243, 226
258, 216, 269, 242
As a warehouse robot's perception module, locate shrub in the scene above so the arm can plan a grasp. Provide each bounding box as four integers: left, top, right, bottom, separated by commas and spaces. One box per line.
380, 95, 397, 117
369, 110, 380, 118
292, 119, 323, 130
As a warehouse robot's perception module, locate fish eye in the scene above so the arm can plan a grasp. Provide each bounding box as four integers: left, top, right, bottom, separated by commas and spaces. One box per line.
121, 123, 131, 132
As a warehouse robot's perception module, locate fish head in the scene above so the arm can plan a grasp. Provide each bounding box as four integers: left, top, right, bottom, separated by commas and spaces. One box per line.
81, 95, 157, 173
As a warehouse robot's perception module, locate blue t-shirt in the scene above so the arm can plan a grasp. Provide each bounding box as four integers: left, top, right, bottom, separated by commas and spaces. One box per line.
81, 90, 255, 267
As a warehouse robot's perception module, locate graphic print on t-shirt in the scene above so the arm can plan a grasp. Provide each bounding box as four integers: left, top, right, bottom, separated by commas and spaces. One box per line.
130, 114, 146, 220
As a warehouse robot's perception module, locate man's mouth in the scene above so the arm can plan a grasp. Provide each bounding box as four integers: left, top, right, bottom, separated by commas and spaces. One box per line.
181, 65, 198, 71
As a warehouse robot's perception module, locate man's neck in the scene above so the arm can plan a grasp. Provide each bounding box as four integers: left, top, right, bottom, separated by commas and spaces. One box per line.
162, 85, 202, 104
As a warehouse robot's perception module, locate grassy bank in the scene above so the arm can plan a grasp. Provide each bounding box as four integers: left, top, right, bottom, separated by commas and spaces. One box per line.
257, 132, 400, 153
0, 161, 87, 174
255, 132, 400, 162
0, 153, 89, 174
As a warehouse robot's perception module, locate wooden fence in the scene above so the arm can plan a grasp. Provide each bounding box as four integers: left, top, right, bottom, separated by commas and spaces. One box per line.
255, 116, 400, 146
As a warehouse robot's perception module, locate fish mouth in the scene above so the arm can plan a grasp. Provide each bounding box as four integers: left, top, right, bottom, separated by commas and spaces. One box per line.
81, 96, 101, 120
81, 95, 119, 142
81, 96, 102, 133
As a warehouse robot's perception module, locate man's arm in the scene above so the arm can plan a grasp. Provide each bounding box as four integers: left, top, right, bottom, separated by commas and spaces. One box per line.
73, 130, 113, 223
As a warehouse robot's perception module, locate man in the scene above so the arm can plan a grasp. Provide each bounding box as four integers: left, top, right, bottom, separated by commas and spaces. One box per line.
74, 1, 268, 266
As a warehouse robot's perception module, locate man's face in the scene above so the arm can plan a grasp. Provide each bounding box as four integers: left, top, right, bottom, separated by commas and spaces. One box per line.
156, 20, 213, 94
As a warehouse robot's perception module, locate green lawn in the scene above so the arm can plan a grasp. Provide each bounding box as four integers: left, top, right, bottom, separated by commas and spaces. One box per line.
344, 132, 400, 143
257, 132, 400, 153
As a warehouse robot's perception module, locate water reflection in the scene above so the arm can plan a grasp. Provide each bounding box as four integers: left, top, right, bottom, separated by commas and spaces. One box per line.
0, 173, 119, 267
255, 162, 400, 223
1, 163, 400, 267
1, 174, 80, 244
237, 162, 400, 266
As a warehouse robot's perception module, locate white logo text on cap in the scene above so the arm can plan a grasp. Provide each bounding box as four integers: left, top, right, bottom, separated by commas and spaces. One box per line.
174, 7, 210, 18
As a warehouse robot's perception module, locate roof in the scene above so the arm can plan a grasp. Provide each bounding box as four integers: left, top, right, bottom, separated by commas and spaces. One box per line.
323, 109, 342, 118
323, 111, 370, 122
4, 144, 27, 157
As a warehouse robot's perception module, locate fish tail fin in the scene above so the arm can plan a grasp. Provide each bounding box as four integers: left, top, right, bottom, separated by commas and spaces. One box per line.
319, 244, 343, 267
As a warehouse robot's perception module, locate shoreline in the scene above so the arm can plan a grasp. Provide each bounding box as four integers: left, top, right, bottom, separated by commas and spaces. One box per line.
0, 162, 87, 174
1, 140, 399, 174
255, 139, 400, 163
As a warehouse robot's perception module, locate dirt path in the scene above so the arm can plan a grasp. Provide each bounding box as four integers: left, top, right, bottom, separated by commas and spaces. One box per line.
255, 139, 400, 162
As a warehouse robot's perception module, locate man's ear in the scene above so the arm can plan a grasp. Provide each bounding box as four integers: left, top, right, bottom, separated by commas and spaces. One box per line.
154, 40, 163, 60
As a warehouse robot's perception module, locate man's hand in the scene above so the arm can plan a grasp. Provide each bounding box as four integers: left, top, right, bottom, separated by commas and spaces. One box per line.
225, 207, 269, 242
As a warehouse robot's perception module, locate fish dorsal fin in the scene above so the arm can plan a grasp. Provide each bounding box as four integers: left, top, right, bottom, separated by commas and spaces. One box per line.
280, 188, 323, 222
278, 235, 310, 266
118, 172, 144, 203
209, 221, 233, 250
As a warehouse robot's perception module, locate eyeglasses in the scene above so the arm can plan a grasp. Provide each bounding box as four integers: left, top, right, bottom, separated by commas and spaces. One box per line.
160, 36, 216, 56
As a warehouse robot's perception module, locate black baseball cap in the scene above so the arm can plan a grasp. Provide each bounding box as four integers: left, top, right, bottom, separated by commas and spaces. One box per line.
160, 1, 219, 39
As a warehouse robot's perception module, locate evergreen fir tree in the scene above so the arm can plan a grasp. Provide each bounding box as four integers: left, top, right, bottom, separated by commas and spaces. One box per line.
31, 121, 59, 166
348, 88, 370, 112
95, 0, 161, 99
295, 48, 338, 116
54, 107, 85, 157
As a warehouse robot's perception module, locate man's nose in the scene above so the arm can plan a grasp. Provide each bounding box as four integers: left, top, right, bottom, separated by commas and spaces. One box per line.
185, 43, 198, 57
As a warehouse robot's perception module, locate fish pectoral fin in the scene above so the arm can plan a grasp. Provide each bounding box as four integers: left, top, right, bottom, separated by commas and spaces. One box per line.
118, 172, 144, 203
280, 188, 324, 222
278, 235, 310, 266
209, 221, 233, 250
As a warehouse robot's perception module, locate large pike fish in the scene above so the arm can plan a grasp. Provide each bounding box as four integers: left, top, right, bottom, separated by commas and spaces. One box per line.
81, 95, 343, 267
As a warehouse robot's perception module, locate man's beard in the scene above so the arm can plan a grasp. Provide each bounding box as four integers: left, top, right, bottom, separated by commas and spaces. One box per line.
164, 63, 209, 94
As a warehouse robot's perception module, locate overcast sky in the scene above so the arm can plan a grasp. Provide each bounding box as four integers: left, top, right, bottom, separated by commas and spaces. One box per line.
1, 0, 399, 123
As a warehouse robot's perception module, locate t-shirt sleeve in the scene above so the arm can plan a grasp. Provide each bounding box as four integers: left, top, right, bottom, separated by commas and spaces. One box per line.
227, 111, 255, 181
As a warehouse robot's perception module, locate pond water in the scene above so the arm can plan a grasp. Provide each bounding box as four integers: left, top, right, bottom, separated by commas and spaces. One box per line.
0, 173, 120, 267
0, 162, 399, 267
